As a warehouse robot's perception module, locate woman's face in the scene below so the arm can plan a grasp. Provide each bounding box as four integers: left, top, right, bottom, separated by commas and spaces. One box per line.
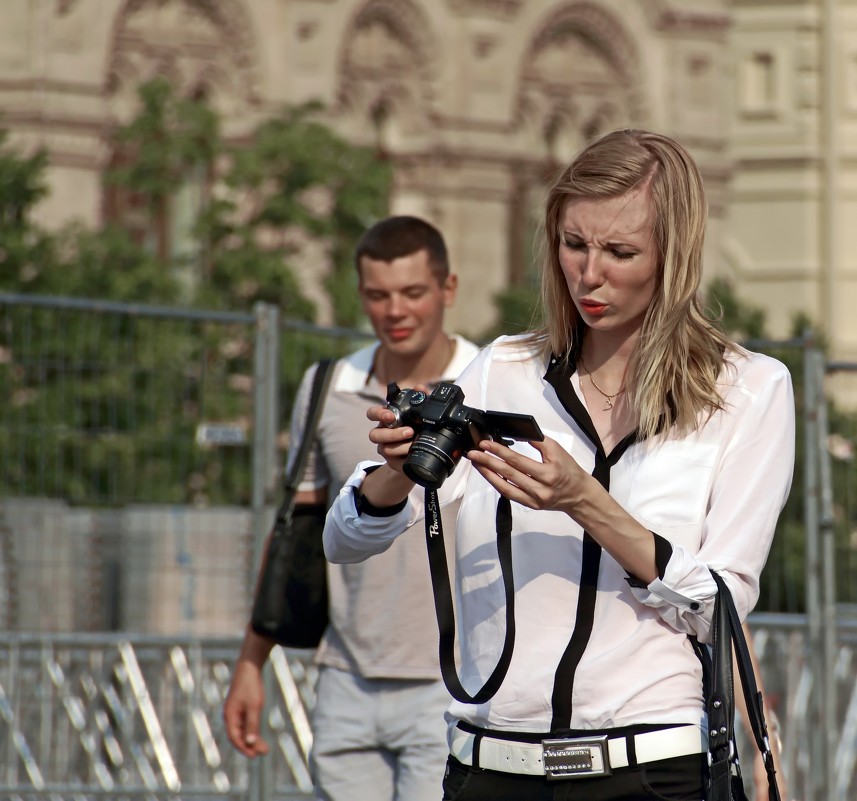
558, 187, 660, 341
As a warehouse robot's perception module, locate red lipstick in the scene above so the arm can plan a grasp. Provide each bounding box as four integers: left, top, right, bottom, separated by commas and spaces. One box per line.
579, 301, 607, 316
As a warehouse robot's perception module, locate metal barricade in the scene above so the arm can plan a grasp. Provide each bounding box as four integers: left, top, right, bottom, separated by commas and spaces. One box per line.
0, 633, 318, 799
0, 292, 369, 799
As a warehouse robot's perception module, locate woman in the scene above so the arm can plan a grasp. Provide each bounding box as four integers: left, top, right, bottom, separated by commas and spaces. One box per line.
324, 129, 795, 800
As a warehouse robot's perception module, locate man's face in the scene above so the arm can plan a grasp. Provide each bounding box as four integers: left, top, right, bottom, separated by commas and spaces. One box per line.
358, 249, 456, 358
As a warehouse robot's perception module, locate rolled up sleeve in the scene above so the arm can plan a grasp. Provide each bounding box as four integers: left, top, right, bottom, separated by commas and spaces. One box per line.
628, 358, 795, 642
323, 461, 417, 564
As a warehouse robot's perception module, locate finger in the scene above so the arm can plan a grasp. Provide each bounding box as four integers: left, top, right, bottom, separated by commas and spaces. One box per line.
468, 447, 536, 493
224, 708, 253, 756
244, 706, 268, 755
367, 405, 394, 424
528, 436, 563, 461
470, 444, 564, 511
469, 459, 537, 509
368, 426, 414, 445
478, 439, 541, 476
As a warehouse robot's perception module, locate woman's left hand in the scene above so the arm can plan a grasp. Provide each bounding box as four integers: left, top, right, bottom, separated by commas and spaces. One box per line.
471, 435, 658, 582
467, 436, 589, 515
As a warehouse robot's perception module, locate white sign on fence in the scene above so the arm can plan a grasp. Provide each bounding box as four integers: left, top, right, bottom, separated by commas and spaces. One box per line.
195, 423, 248, 446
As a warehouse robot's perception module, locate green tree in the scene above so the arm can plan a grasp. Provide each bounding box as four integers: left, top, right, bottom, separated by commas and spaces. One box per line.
0, 131, 57, 288
107, 77, 219, 236
704, 276, 768, 340
0, 79, 391, 505
482, 281, 541, 342
195, 104, 391, 324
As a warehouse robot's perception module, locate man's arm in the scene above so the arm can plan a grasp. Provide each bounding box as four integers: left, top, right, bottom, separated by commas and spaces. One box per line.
223, 486, 327, 757
734, 622, 788, 801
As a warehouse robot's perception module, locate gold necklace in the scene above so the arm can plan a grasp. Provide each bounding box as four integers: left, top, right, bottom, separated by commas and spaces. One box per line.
579, 354, 625, 411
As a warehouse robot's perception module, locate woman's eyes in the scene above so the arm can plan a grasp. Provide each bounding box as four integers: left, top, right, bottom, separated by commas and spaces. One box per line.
562, 239, 637, 261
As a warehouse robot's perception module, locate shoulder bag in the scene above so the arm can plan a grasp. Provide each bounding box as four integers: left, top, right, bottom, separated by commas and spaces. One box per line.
706, 570, 783, 801
250, 358, 335, 649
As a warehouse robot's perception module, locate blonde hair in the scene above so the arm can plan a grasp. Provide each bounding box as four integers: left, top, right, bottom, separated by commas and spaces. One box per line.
530, 128, 734, 438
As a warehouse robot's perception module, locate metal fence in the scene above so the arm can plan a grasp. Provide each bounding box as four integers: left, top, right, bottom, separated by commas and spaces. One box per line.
0, 293, 368, 636
0, 293, 854, 800
0, 632, 319, 800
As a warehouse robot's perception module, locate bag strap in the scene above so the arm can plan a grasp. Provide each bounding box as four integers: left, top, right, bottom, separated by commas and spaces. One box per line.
710, 571, 783, 801
278, 358, 336, 525
707, 571, 736, 801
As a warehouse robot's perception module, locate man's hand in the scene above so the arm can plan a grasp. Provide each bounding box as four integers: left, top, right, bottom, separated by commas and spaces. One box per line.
223, 630, 273, 758
753, 712, 789, 801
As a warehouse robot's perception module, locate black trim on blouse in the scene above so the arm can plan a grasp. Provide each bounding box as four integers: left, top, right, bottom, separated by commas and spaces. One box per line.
543, 353, 648, 731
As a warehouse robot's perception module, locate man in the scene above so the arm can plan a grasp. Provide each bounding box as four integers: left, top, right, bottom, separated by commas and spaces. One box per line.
223, 215, 480, 801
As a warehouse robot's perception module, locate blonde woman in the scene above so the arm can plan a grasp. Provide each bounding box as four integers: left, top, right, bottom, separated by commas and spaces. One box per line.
324, 129, 795, 800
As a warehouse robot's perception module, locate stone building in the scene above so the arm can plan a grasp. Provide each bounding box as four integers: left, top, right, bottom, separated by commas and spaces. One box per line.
1, 0, 854, 354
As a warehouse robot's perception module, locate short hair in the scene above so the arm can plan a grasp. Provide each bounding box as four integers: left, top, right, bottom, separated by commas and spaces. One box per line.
535, 128, 732, 437
354, 215, 450, 283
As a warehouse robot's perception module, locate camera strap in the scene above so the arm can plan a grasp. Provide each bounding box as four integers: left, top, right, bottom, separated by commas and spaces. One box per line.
424, 487, 516, 704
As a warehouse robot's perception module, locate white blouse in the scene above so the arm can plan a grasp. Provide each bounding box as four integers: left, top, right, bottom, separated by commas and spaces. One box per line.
323, 335, 795, 736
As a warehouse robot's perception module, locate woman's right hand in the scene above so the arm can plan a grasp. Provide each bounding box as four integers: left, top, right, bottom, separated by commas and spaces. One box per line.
366, 403, 416, 475
355, 403, 418, 508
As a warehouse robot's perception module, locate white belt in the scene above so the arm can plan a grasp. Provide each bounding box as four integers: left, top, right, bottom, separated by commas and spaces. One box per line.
450, 724, 707, 777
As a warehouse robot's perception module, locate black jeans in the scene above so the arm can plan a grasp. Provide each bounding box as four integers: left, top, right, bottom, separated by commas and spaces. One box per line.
441, 752, 706, 801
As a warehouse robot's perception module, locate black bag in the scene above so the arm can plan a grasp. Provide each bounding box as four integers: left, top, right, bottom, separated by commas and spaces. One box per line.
250, 359, 335, 648
705, 571, 782, 801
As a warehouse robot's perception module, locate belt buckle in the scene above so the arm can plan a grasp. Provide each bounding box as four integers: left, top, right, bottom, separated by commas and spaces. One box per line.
541, 734, 612, 780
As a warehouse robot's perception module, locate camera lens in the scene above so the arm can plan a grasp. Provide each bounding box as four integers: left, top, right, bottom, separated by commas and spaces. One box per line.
403, 428, 463, 489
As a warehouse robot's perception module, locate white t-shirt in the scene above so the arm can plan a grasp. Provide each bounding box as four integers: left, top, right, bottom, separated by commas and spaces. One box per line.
324, 334, 795, 733
286, 335, 481, 679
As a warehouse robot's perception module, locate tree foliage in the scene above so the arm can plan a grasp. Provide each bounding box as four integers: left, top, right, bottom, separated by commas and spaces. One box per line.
0, 132, 58, 289
194, 104, 391, 323
108, 78, 220, 211
482, 281, 541, 342
0, 79, 390, 506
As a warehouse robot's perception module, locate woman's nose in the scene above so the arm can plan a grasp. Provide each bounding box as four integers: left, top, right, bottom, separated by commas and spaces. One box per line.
581, 250, 604, 286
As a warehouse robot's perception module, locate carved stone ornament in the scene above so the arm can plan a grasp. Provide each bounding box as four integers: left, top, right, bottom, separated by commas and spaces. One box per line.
446, 0, 524, 19
106, 0, 260, 113
515, 3, 646, 149
336, 0, 436, 139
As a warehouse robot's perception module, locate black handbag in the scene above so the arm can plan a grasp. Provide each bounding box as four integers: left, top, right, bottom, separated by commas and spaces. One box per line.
706, 571, 783, 801
250, 358, 335, 648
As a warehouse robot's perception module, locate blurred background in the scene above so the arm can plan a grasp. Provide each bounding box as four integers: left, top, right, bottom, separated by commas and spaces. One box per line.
0, 0, 855, 799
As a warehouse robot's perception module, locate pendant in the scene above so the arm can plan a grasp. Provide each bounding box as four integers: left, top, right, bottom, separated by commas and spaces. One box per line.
603, 397, 614, 411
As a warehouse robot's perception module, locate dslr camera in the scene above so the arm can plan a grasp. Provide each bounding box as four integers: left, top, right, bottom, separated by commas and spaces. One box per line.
385, 381, 544, 490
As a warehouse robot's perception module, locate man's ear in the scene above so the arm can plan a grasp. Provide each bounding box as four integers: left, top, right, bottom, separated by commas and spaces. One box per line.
443, 273, 458, 307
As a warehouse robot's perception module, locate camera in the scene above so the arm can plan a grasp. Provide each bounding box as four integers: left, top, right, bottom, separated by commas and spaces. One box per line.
385, 381, 544, 490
